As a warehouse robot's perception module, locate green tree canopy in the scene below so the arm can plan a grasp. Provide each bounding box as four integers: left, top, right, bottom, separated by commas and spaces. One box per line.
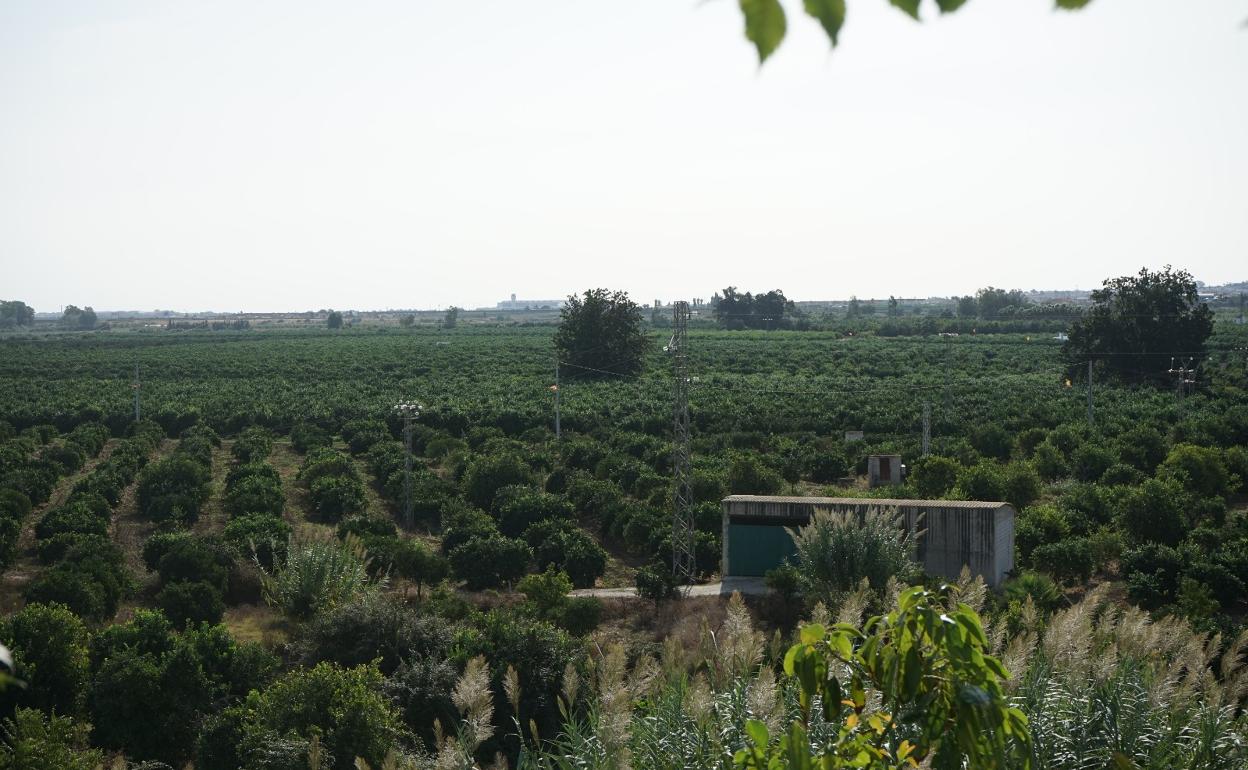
1063, 266, 1214, 379
554, 288, 647, 378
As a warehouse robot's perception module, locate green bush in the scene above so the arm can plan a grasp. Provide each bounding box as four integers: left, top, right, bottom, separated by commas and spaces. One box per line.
309, 475, 367, 521
238, 662, 406, 770
1159, 444, 1233, 500
223, 474, 284, 518
157, 580, 225, 627
0, 709, 102, 770
382, 656, 457, 750
156, 535, 234, 593
526, 520, 608, 589
1030, 537, 1094, 584
260, 534, 375, 619
231, 426, 273, 464
298, 449, 359, 487
289, 422, 332, 454
0, 602, 90, 717
956, 462, 1006, 501
726, 453, 782, 495
292, 593, 452, 675
1070, 443, 1116, 482
556, 596, 602, 635
223, 513, 291, 569
909, 455, 959, 498
448, 534, 530, 589
635, 563, 677, 603
1116, 477, 1188, 547
392, 539, 449, 598
462, 452, 532, 510
137, 455, 211, 525
1002, 462, 1042, 509
790, 507, 917, 606
492, 486, 574, 537
1002, 570, 1062, 612
24, 543, 130, 622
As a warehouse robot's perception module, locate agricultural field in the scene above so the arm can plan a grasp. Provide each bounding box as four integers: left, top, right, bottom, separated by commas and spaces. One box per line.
1, 314, 1247, 768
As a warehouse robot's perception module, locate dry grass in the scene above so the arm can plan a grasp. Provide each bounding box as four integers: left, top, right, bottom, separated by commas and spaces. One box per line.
223, 602, 293, 647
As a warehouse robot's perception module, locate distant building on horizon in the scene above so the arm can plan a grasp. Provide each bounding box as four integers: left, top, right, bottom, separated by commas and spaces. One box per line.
495, 294, 564, 310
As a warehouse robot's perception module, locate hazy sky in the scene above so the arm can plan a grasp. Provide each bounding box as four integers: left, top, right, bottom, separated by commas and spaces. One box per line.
2, 1, 1246, 313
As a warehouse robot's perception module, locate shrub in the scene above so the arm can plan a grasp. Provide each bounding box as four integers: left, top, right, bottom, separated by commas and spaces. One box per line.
969, 424, 1011, 461
909, 455, 959, 498
0, 709, 103, 770
223, 513, 291, 569
1002, 571, 1062, 612
24, 544, 130, 622
259, 533, 375, 619
137, 455, 211, 525
956, 462, 1007, 501
1070, 443, 1116, 482
337, 515, 397, 540
765, 563, 801, 603
41, 443, 86, 474
1159, 444, 1233, 500
1100, 463, 1145, 486
35, 533, 111, 565
231, 427, 273, 464
298, 449, 358, 487
462, 452, 532, 509
790, 507, 917, 607
239, 662, 405, 770
289, 422, 332, 454
0, 602, 90, 717
1030, 537, 1094, 584
383, 656, 457, 750
156, 535, 234, 593
392, 539, 450, 598
492, 487, 574, 537
1121, 543, 1184, 608
556, 596, 602, 635
518, 568, 573, 617
726, 453, 782, 495
292, 593, 452, 675
1116, 477, 1188, 547
309, 475, 367, 521
1002, 462, 1042, 509
448, 534, 530, 589
635, 563, 677, 603
223, 474, 284, 518
157, 580, 225, 627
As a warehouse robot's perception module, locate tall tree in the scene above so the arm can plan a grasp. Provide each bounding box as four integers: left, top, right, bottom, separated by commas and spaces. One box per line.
554, 289, 647, 377
1063, 266, 1214, 379
0, 301, 34, 328
326, 310, 343, 330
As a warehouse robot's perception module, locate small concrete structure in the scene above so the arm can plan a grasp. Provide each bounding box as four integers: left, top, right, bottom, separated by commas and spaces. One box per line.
721, 495, 1016, 587
867, 454, 902, 487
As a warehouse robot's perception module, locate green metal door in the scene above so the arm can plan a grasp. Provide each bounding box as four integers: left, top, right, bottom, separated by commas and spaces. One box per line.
727, 523, 797, 576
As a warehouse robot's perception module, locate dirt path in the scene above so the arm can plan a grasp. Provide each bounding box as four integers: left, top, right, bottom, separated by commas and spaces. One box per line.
193, 440, 235, 537
0, 439, 120, 613
270, 439, 333, 538
111, 438, 177, 615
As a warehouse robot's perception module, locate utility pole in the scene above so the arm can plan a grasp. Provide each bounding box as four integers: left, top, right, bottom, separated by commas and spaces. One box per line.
553, 361, 561, 440
1167, 358, 1196, 418
668, 301, 695, 588
394, 400, 422, 529
1086, 359, 1094, 428
131, 355, 141, 422
921, 402, 931, 457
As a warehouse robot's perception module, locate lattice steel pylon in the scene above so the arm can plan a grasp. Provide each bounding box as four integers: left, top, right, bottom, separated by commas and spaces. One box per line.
668, 301, 695, 587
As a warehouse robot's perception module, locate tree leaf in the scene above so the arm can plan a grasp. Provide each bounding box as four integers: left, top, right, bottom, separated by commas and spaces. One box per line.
740, 0, 788, 63
803, 0, 847, 47
1055, 0, 1095, 8
889, 0, 922, 21
934, 0, 970, 11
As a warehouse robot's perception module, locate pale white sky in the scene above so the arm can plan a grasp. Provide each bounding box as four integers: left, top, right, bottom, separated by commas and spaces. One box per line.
1, 0, 1245, 313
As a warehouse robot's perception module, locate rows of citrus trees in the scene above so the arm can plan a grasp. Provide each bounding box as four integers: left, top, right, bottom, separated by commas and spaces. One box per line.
0, 318, 1246, 765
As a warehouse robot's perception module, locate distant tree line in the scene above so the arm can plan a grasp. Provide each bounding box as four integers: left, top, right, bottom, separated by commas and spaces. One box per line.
60, 305, 97, 330
711, 287, 802, 330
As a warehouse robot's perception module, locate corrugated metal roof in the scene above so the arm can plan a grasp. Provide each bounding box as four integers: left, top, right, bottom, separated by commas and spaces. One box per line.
722, 495, 1011, 510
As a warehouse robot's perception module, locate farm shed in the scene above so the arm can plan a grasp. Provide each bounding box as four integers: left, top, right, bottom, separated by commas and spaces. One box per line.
721, 495, 1015, 587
